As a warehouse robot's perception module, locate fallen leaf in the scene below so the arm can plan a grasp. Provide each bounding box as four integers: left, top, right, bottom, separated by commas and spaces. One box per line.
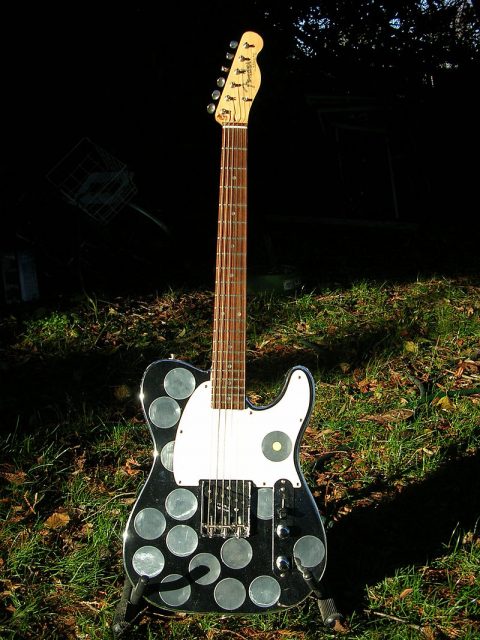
404, 340, 418, 354
432, 395, 454, 411
125, 458, 141, 475
399, 587, 413, 599
44, 512, 70, 530
360, 409, 414, 424
0, 470, 27, 485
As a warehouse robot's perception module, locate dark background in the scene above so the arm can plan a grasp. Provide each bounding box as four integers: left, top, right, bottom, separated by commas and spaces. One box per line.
2, 2, 480, 301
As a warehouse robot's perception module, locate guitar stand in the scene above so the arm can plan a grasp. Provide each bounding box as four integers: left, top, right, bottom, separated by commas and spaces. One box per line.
112, 575, 174, 639
112, 569, 345, 638
294, 558, 345, 630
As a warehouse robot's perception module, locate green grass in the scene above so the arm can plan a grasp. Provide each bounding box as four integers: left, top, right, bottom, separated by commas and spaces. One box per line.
1, 277, 479, 639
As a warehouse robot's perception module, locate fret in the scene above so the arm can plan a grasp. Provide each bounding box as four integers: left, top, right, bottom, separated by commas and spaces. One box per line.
213, 311, 246, 316
222, 146, 248, 151
218, 203, 247, 208
214, 292, 246, 298
216, 251, 246, 257
219, 185, 247, 190
216, 265, 246, 271
217, 236, 247, 241
220, 166, 247, 170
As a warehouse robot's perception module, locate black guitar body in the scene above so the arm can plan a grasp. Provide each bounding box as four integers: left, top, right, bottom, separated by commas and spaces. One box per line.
122, 359, 327, 614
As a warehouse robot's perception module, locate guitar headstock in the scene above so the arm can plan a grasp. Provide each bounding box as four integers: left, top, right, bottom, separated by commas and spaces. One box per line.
208, 31, 263, 126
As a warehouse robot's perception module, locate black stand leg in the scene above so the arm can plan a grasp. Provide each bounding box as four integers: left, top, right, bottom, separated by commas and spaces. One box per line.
294, 558, 345, 630
112, 576, 150, 639
315, 580, 345, 630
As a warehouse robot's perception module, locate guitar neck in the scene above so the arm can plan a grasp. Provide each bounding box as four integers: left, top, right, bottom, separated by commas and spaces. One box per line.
211, 124, 248, 410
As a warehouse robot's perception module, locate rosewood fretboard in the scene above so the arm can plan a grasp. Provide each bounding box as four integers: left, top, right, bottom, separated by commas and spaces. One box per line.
211, 125, 248, 410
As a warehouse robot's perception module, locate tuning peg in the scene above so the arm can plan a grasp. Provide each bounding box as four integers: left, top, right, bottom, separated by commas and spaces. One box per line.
211, 90, 221, 100
217, 77, 226, 88
226, 52, 234, 60
221, 66, 229, 73
207, 103, 216, 114
229, 40, 238, 50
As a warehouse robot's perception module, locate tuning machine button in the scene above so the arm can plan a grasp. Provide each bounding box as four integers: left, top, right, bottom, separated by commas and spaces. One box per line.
211, 90, 221, 101
225, 52, 234, 60
207, 103, 216, 114
229, 40, 239, 50
217, 77, 226, 88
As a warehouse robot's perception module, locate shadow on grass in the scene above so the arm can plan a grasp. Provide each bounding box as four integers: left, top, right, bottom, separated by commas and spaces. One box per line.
325, 449, 480, 615
1, 316, 401, 435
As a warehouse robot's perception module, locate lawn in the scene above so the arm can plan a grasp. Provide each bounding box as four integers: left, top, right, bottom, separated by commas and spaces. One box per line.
1, 277, 479, 639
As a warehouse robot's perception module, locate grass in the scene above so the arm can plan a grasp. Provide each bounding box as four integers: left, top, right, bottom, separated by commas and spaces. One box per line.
1, 276, 479, 639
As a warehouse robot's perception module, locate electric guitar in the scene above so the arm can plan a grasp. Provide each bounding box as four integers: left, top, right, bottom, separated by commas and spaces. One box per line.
122, 31, 327, 614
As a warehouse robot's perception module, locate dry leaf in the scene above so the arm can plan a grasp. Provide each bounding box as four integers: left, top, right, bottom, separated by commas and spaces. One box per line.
114, 384, 131, 400
432, 395, 454, 411
44, 512, 70, 530
125, 458, 141, 476
404, 340, 418, 354
0, 470, 27, 485
360, 409, 414, 424
399, 587, 413, 599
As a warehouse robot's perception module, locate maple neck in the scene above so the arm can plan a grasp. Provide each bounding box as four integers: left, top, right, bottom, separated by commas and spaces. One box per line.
211, 125, 248, 410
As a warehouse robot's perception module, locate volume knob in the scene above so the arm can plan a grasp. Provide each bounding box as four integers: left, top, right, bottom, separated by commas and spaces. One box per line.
276, 523, 290, 539
275, 555, 290, 572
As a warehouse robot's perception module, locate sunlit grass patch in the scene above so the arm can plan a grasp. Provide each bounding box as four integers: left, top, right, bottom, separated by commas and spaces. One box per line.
1, 277, 479, 638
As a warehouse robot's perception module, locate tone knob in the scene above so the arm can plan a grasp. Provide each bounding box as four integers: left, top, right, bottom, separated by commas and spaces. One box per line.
275, 556, 290, 572
276, 523, 290, 539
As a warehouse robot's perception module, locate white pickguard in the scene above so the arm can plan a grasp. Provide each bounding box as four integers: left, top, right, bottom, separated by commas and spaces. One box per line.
173, 369, 312, 487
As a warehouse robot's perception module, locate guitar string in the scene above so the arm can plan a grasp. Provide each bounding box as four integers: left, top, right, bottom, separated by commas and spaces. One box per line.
212, 124, 227, 535
219, 124, 230, 534
233, 124, 240, 534
240, 124, 246, 534
222, 123, 232, 533
242, 124, 247, 534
